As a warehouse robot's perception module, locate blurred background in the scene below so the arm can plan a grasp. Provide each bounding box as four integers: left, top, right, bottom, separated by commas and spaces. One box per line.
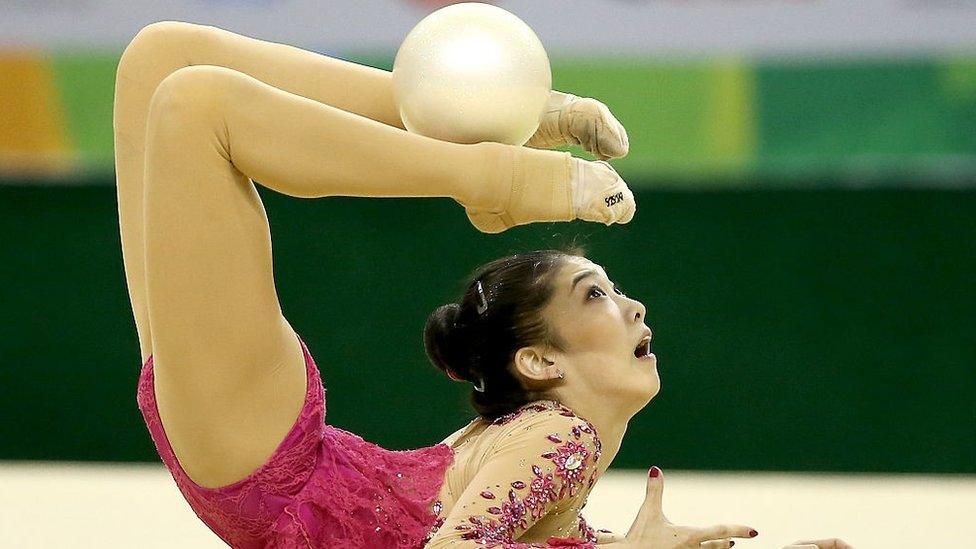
1, 0, 973, 547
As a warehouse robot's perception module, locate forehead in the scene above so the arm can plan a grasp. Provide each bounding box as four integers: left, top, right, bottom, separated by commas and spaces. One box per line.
545, 258, 610, 314
559, 257, 609, 282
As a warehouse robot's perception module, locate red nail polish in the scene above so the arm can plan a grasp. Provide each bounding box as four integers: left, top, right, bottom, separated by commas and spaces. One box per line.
649, 466, 660, 478
749, 529, 758, 538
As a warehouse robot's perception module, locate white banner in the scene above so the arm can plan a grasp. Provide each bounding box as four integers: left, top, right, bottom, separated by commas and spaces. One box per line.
0, 0, 974, 57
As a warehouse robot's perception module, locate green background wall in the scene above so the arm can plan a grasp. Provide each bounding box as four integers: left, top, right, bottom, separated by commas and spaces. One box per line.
1, 181, 973, 473
5, 52, 975, 184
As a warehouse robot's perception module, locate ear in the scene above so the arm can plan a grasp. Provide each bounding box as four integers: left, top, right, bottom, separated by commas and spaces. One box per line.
513, 346, 561, 382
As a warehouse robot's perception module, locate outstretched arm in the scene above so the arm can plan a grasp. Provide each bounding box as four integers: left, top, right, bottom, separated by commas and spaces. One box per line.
426, 410, 603, 547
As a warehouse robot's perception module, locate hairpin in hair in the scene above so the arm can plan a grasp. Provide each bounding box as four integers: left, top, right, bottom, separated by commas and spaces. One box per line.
475, 280, 489, 315
445, 368, 464, 382
472, 376, 486, 392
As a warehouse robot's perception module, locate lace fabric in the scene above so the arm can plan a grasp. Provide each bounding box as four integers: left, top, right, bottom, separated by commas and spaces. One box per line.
424, 402, 601, 549
136, 334, 454, 548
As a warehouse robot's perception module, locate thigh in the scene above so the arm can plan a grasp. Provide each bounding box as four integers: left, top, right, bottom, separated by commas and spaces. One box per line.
143, 66, 307, 488
117, 19, 397, 363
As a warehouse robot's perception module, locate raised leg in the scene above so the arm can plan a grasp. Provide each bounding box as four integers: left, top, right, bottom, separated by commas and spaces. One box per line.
141, 62, 568, 487
116, 21, 406, 363
117, 21, 573, 365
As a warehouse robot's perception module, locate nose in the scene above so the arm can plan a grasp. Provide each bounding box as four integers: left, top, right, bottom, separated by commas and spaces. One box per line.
633, 299, 646, 323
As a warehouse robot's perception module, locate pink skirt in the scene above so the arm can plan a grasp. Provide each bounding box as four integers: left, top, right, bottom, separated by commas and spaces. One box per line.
136, 333, 455, 548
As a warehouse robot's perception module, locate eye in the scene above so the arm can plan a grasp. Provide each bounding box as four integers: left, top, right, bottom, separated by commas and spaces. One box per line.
587, 284, 627, 300
586, 285, 606, 300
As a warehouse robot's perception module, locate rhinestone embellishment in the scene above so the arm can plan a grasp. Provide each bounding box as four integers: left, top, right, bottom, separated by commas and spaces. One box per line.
446, 400, 604, 547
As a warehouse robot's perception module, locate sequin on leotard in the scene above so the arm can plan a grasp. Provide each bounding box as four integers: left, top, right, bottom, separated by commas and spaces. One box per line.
422, 400, 604, 548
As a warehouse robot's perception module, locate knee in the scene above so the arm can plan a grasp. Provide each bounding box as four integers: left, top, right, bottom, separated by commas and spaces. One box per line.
117, 21, 211, 82
147, 65, 225, 129
122, 21, 208, 59
145, 66, 239, 160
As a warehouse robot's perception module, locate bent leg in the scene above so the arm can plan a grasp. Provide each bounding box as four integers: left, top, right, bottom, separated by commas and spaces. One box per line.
114, 21, 572, 362
144, 65, 568, 369
120, 22, 572, 363
116, 20, 406, 362
142, 64, 559, 486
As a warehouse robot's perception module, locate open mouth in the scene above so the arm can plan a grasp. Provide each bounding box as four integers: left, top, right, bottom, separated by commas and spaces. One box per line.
634, 335, 652, 359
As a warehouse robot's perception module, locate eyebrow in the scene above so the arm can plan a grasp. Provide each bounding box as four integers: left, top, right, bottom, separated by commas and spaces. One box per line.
570, 270, 599, 294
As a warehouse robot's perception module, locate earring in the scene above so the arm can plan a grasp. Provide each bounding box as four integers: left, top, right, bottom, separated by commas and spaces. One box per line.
557, 370, 564, 379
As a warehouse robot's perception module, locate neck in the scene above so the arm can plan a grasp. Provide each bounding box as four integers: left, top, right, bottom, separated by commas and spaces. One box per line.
559, 396, 635, 474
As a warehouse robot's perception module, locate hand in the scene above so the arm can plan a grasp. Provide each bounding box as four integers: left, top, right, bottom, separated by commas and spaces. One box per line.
603, 467, 758, 548
594, 529, 626, 544
526, 91, 629, 161
783, 539, 853, 549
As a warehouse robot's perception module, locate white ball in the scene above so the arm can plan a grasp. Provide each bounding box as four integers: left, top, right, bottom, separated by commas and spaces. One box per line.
392, 2, 552, 146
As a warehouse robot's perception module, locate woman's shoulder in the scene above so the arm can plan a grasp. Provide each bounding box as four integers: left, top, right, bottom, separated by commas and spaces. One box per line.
485, 400, 602, 457
439, 416, 484, 449
481, 399, 604, 501
491, 399, 594, 430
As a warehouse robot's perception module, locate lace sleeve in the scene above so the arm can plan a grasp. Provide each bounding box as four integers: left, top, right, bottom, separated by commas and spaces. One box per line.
575, 512, 600, 544
426, 409, 602, 548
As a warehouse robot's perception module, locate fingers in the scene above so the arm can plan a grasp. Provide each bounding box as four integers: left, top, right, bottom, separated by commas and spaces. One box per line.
701, 540, 735, 549
647, 465, 664, 507
783, 546, 818, 549
642, 466, 665, 517
593, 530, 625, 544
691, 524, 759, 542
628, 465, 664, 536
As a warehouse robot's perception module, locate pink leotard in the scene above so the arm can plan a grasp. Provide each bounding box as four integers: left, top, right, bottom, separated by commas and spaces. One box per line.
136, 334, 601, 548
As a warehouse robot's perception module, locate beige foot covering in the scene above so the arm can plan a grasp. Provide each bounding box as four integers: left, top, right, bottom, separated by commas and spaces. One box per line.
464, 143, 575, 234
526, 90, 630, 161
463, 142, 636, 234
570, 157, 636, 226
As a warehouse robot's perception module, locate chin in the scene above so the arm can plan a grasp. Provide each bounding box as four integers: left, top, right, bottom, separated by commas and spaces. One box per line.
641, 357, 661, 402
623, 359, 659, 408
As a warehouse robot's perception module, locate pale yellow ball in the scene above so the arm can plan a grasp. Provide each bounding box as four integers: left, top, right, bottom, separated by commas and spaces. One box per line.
392, 2, 552, 146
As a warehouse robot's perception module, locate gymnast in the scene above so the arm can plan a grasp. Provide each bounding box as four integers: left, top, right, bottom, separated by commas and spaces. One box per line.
115, 21, 850, 549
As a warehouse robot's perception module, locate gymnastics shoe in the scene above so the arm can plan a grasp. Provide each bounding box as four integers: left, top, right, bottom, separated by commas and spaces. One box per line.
525, 91, 630, 161
464, 144, 635, 233
570, 156, 636, 226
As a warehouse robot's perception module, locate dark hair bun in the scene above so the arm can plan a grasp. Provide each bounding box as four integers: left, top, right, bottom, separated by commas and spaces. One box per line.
423, 303, 470, 382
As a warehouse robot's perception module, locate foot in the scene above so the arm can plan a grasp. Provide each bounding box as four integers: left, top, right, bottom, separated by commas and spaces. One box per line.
525, 91, 630, 161
462, 143, 635, 234
569, 156, 636, 226
463, 143, 573, 234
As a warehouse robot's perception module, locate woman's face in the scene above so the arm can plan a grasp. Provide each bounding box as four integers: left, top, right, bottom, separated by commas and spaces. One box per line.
533, 256, 659, 409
